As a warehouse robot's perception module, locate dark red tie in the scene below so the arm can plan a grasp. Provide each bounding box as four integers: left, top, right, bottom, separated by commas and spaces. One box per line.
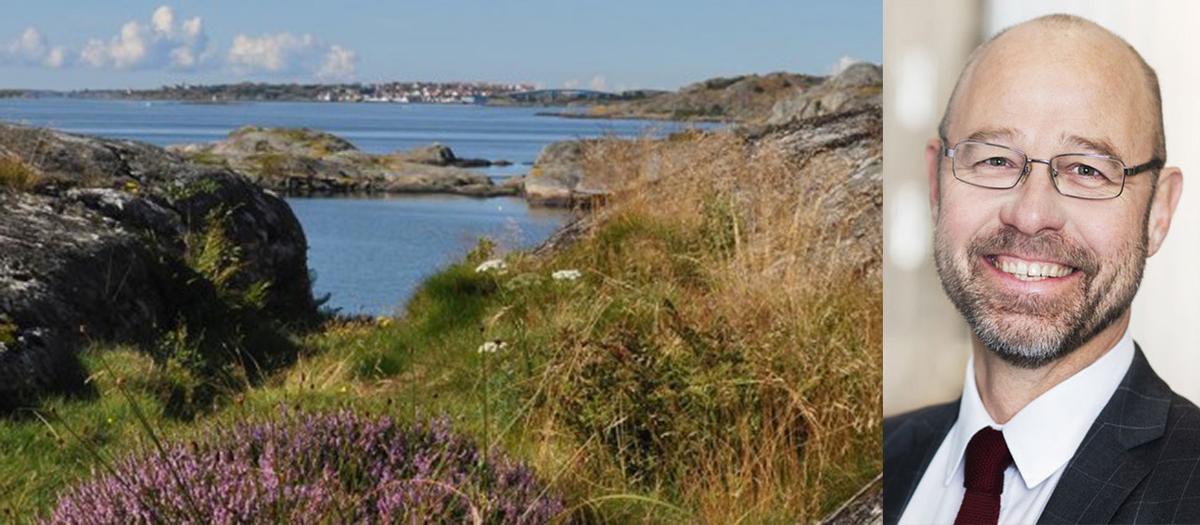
954, 427, 1013, 525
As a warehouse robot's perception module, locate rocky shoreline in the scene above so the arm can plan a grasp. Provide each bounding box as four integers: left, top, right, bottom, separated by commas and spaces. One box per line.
532, 110, 728, 123
537, 64, 880, 124
165, 125, 618, 208
168, 127, 526, 198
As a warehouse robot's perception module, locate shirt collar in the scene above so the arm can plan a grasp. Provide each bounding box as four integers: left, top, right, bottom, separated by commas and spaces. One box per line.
943, 330, 1135, 489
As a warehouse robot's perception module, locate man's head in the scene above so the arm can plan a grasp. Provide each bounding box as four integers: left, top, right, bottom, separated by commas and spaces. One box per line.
926, 14, 1184, 368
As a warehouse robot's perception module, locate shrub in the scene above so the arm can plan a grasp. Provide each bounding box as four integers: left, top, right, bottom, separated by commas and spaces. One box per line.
0, 315, 16, 348
44, 409, 563, 524
0, 156, 39, 191
148, 206, 294, 419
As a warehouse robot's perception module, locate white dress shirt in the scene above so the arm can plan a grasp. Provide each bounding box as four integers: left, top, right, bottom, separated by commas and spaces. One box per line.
898, 331, 1135, 525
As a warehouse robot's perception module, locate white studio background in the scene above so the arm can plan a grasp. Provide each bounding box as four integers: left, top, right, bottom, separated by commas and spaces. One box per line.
884, 0, 1200, 416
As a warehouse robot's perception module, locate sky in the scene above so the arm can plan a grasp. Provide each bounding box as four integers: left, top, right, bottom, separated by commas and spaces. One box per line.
0, 1, 881, 91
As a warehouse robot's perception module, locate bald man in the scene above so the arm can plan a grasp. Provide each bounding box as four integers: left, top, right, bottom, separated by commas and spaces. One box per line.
884, 14, 1198, 525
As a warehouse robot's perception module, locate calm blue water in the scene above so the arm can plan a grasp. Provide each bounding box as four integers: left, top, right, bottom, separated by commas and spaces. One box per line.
0, 98, 713, 314
289, 195, 565, 315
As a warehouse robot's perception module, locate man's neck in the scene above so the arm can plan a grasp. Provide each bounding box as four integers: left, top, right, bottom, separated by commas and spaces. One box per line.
972, 310, 1131, 424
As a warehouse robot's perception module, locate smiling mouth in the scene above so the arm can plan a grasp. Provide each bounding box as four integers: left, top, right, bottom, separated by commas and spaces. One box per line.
985, 254, 1077, 282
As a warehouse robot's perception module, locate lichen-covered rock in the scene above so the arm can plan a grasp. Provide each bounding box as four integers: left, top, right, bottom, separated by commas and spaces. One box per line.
571, 72, 825, 122
169, 127, 515, 196
388, 143, 459, 165
743, 106, 883, 275
766, 63, 882, 125
386, 142, 497, 168
525, 141, 587, 207
0, 123, 316, 411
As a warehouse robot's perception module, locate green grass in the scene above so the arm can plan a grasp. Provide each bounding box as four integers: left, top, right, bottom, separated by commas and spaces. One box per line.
183, 150, 227, 167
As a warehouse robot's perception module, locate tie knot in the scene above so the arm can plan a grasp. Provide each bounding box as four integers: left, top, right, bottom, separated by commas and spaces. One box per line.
963, 427, 1012, 494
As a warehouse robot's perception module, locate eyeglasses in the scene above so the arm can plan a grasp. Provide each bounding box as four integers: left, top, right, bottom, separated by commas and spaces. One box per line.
941, 139, 1163, 200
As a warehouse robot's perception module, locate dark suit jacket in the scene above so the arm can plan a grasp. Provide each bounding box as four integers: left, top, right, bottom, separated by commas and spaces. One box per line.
883, 347, 1200, 524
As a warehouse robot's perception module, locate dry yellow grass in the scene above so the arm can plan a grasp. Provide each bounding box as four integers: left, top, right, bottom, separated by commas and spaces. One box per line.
0, 156, 40, 191
510, 128, 882, 522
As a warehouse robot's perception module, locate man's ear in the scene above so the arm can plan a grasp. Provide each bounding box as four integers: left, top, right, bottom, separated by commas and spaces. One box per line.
926, 138, 944, 223
1147, 166, 1183, 257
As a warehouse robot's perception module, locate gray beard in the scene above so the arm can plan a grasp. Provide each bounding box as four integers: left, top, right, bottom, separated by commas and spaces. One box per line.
933, 225, 1146, 369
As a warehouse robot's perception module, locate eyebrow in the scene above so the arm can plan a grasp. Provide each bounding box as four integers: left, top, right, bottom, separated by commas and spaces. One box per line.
963, 127, 1023, 145
959, 128, 1124, 160
1060, 133, 1121, 159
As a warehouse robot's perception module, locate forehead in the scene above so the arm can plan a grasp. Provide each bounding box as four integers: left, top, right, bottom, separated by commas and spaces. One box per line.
949, 23, 1156, 160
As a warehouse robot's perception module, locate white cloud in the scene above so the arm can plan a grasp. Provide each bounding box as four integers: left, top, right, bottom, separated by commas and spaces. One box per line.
75, 6, 211, 70
3, 5, 355, 80
170, 47, 196, 69
228, 32, 355, 78
181, 17, 203, 41
831, 55, 864, 75
317, 45, 357, 80
227, 32, 317, 73
9, 27, 46, 61
151, 6, 175, 35
3, 27, 68, 68
43, 46, 66, 68
561, 75, 608, 92
111, 21, 150, 68
79, 39, 107, 68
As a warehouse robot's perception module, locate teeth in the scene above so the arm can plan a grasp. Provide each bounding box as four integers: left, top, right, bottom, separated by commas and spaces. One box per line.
992, 257, 1073, 280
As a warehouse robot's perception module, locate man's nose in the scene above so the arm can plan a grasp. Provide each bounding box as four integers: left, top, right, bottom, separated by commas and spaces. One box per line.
997, 160, 1067, 235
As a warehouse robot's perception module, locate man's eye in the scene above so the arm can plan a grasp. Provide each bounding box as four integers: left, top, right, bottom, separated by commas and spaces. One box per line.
1071, 164, 1104, 178
979, 157, 1012, 168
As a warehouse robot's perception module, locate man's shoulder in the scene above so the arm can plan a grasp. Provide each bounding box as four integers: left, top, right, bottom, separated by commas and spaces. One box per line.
883, 399, 958, 452
1160, 389, 1200, 450
1122, 346, 1200, 453
1100, 388, 1200, 523
1087, 354, 1200, 522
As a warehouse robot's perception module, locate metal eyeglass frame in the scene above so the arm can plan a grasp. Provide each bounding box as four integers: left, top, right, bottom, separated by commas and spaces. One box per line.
940, 138, 1163, 200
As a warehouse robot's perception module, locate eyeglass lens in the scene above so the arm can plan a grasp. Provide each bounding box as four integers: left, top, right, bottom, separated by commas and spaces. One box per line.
951, 142, 1124, 199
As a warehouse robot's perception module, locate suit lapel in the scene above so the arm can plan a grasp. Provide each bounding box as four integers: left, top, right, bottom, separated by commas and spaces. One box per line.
1037, 346, 1172, 524
883, 401, 958, 525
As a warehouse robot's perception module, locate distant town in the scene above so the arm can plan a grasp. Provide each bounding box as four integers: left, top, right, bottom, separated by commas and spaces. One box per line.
313, 81, 535, 103
0, 81, 659, 106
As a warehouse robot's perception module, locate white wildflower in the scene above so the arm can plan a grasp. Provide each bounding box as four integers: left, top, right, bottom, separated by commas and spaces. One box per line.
477, 340, 509, 354
474, 259, 507, 273
552, 269, 582, 281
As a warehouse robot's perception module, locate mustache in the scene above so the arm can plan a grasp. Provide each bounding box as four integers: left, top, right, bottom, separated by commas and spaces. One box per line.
966, 226, 1099, 275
